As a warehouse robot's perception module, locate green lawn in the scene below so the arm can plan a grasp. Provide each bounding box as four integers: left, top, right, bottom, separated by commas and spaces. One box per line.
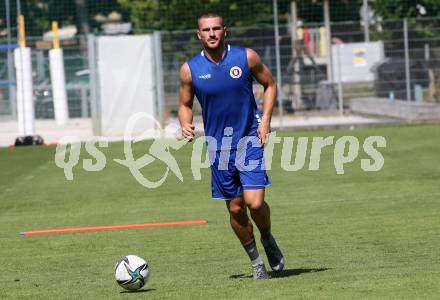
0, 124, 439, 299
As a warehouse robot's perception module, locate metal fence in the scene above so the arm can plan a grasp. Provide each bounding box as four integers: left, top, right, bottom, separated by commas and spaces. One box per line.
0, 35, 90, 119
0, 16, 439, 120
161, 17, 440, 115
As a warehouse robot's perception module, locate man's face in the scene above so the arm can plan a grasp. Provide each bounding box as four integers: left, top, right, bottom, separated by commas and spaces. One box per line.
197, 16, 226, 50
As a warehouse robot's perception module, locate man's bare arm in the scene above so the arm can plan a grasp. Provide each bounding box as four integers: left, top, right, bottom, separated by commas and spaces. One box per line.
247, 48, 277, 145
178, 63, 195, 140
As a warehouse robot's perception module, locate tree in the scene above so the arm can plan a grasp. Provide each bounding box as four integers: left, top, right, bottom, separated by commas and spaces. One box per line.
0, 0, 125, 38
371, 0, 440, 20
117, 0, 369, 32
117, 0, 273, 32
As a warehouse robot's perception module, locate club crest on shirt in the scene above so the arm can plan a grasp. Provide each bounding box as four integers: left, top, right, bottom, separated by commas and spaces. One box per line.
229, 66, 242, 79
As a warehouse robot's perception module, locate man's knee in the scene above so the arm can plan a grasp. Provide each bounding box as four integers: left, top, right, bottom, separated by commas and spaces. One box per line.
228, 203, 246, 216
226, 197, 246, 216
247, 199, 265, 210
243, 189, 266, 210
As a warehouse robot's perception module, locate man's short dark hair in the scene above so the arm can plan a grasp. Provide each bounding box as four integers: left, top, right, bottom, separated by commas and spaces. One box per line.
197, 11, 224, 28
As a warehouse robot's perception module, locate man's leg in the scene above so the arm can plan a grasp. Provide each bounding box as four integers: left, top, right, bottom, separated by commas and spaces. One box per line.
225, 196, 253, 244
225, 196, 269, 279
242, 189, 271, 239
243, 189, 285, 272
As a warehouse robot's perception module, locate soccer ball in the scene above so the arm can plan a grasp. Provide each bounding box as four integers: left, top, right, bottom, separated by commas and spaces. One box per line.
114, 255, 150, 291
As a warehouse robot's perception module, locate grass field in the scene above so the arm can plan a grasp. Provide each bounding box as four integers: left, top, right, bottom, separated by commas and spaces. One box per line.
1, 124, 439, 299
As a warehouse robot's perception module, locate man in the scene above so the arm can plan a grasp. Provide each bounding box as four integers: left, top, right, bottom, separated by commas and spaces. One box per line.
178, 11, 284, 280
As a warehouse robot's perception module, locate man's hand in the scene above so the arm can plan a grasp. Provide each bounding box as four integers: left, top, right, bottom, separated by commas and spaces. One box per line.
257, 120, 270, 146
181, 123, 195, 141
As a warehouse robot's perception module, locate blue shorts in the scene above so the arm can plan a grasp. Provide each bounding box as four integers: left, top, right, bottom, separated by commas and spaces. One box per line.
209, 145, 271, 200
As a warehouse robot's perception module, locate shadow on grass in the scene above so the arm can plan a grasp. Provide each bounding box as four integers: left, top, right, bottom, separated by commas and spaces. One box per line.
229, 267, 330, 279
120, 288, 156, 294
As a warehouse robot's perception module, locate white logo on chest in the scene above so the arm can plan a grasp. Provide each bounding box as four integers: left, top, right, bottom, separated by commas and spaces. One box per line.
229, 66, 242, 79
199, 74, 211, 79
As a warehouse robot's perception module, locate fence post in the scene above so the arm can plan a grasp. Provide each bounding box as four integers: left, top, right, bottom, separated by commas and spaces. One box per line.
273, 0, 283, 128
87, 34, 101, 135
6, 0, 16, 118
153, 31, 165, 128
290, 0, 301, 110
362, 0, 370, 42
80, 85, 88, 118
324, 0, 333, 83
403, 18, 411, 102
336, 44, 343, 115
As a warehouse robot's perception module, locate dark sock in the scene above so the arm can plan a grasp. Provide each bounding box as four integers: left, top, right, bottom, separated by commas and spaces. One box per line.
243, 239, 262, 265
260, 227, 272, 241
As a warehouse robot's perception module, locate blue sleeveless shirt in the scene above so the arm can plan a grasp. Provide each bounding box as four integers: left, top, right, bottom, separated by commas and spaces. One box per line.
187, 45, 260, 151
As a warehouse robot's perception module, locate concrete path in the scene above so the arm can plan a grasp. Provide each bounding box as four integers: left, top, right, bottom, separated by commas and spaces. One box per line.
0, 113, 399, 147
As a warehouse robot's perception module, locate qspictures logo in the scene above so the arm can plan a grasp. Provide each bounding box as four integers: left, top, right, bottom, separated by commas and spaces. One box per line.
54, 113, 386, 189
